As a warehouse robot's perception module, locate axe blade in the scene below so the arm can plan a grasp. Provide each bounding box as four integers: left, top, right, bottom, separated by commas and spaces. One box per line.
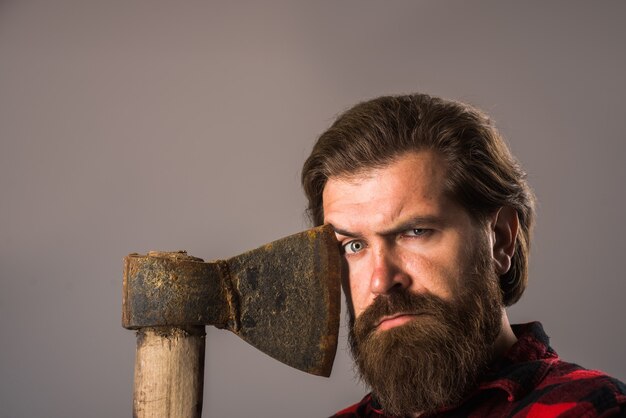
227, 225, 341, 377
123, 225, 342, 377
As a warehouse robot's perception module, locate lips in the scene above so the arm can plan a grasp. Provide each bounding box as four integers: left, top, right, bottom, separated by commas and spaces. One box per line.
375, 313, 420, 331
354, 292, 444, 338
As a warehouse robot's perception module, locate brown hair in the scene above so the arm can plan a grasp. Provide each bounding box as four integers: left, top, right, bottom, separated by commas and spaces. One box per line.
301, 93, 535, 306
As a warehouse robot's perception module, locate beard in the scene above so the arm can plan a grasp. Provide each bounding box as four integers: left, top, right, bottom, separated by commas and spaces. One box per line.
348, 241, 503, 417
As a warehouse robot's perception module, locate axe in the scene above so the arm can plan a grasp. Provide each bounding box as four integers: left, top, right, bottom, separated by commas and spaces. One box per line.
122, 225, 341, 417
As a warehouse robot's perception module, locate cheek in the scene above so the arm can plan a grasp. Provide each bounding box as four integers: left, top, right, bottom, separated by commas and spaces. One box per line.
346, 260, 374, 318
348, 279, 371, 318
401, 248, 460, 301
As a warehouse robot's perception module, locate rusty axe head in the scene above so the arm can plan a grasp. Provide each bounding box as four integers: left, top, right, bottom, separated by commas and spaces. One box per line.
122, 225, 341, 377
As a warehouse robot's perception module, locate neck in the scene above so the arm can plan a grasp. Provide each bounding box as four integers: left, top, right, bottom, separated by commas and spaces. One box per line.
492, 309, 517, 361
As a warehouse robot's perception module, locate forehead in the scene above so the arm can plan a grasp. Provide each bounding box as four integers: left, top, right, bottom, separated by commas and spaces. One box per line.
322, 151, 454, 226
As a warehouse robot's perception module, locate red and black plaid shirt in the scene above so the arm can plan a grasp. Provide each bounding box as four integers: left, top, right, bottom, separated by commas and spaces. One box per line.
331, 322, 626, 417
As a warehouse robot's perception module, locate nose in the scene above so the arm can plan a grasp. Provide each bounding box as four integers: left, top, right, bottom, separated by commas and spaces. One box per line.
369, 245, 411, 295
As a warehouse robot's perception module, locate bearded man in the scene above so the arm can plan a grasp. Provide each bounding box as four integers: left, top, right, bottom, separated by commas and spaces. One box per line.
301, 93, 626, 417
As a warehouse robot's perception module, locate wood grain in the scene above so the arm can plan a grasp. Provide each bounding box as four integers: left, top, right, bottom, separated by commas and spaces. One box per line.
133, 326, 205, 418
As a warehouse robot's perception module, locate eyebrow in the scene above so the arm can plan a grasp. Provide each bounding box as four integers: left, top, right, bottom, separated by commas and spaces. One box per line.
329, 215, 444, 238
329, 225, 361, 238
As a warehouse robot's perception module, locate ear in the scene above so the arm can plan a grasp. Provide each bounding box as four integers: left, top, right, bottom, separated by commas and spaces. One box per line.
490, 206, 519, 276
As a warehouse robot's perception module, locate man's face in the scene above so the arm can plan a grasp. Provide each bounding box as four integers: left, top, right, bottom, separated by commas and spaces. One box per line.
323, 150, 492, 320
322, 151, 503, 415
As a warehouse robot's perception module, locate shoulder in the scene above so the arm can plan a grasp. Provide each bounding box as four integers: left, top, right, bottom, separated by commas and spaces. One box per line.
525, 359, 626, 416
540, 359, 625, 392
505, 322, 626, 415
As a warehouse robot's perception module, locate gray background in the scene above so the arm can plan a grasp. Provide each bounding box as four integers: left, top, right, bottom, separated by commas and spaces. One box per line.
1, 1, 625, 417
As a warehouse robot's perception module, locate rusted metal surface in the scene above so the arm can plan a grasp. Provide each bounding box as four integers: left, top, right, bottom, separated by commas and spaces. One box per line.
122, 225, 341, 376
123, 251, 230, 329
228, 225, 341, 377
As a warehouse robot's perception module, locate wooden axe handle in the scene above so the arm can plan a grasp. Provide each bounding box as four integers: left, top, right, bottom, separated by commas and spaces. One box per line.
133, 326, 205, 418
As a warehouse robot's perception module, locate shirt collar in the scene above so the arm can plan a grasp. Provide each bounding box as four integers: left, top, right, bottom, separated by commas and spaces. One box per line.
476, 321, 559, 401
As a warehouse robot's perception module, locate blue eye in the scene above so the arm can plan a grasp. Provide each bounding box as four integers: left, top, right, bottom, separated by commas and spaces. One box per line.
343, 240, 366, 254
406, 228, 429, 237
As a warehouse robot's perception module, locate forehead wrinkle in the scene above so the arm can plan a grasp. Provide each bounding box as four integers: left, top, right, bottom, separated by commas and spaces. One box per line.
322, 150, 449, 234
328, 203, 444, 240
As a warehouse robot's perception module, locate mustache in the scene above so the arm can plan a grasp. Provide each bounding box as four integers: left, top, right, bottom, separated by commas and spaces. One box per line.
353, 291, 450, 338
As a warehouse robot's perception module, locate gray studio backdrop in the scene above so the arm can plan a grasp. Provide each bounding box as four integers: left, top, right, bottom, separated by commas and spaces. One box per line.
1, 1, 625, 417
